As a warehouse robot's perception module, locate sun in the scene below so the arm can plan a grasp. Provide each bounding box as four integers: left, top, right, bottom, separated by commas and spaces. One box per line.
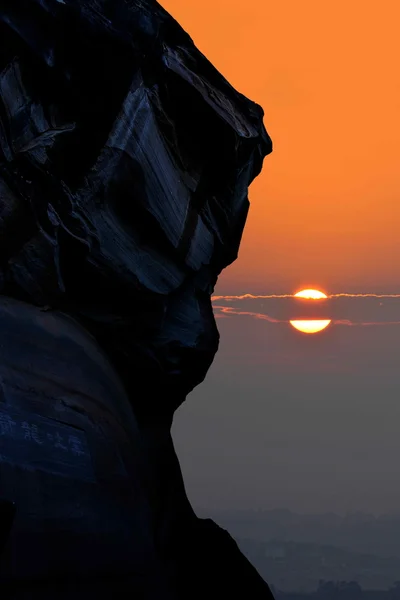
290, 288, 331, 334
290, 319, 331, 334
294, 289, 328, 299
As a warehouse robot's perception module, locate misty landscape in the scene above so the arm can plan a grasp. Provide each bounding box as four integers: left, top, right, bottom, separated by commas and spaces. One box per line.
201, 509, 400, 593
173, 292, 400, 596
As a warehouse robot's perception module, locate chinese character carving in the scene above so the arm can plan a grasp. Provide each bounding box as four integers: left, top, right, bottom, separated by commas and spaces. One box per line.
21, 422, 43, 444
53, 432, 68, 451
0, 414, 16, 436
68, 435, 85, 456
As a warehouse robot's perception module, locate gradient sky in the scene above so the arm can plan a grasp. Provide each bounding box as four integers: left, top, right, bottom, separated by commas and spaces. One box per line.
161, 0, 400, 294
159, 0, 400, 515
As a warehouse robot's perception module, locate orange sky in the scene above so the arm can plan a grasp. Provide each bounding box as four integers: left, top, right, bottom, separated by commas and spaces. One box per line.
160, 1, 400, 294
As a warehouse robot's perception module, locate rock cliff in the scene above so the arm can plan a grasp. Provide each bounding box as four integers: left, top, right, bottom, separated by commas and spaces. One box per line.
0, 0, 273, 597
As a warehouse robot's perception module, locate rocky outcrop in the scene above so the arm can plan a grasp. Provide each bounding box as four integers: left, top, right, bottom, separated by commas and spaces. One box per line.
0, 1, 273, 597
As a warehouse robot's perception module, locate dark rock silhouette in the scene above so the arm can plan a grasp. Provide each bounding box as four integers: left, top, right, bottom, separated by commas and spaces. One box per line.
0, 0, 272, 597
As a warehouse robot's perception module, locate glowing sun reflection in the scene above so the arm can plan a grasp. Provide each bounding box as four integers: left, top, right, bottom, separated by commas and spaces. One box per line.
289, 319, 331, 334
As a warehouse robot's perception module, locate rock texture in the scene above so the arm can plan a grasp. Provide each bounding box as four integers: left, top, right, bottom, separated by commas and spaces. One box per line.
0, 0, 273, 597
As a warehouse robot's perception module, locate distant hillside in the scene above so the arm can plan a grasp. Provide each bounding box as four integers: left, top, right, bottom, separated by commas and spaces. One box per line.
235, 538, 400, 592
201, 509, 400, 560
275, 591, 394, 600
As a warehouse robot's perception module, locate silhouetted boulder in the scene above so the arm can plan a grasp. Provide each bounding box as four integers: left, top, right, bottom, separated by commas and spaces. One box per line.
0, 1, 272, 597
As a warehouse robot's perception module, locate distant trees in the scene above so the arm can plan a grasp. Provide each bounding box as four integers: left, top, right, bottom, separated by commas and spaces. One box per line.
316, 581, 362, 599
317, 580, 338, 599
337, 581, 363, 599
275, 581, 400, 599
389, 581, 400, 599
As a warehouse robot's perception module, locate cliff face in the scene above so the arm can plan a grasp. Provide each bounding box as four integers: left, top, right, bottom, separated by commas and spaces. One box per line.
0, 0, 271, 420
0, 1, 273, 597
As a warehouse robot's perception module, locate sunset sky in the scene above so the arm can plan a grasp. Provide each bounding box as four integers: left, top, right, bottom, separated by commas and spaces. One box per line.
161, 0, 400, 295
160, 0, 400, 516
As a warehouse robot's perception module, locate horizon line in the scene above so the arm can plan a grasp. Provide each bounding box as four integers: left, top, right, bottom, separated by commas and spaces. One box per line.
212, 293, 400, 301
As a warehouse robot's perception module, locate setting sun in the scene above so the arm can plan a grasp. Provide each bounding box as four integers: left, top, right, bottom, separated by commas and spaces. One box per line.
290, 289, 331, 333
294, 289, 328, 299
